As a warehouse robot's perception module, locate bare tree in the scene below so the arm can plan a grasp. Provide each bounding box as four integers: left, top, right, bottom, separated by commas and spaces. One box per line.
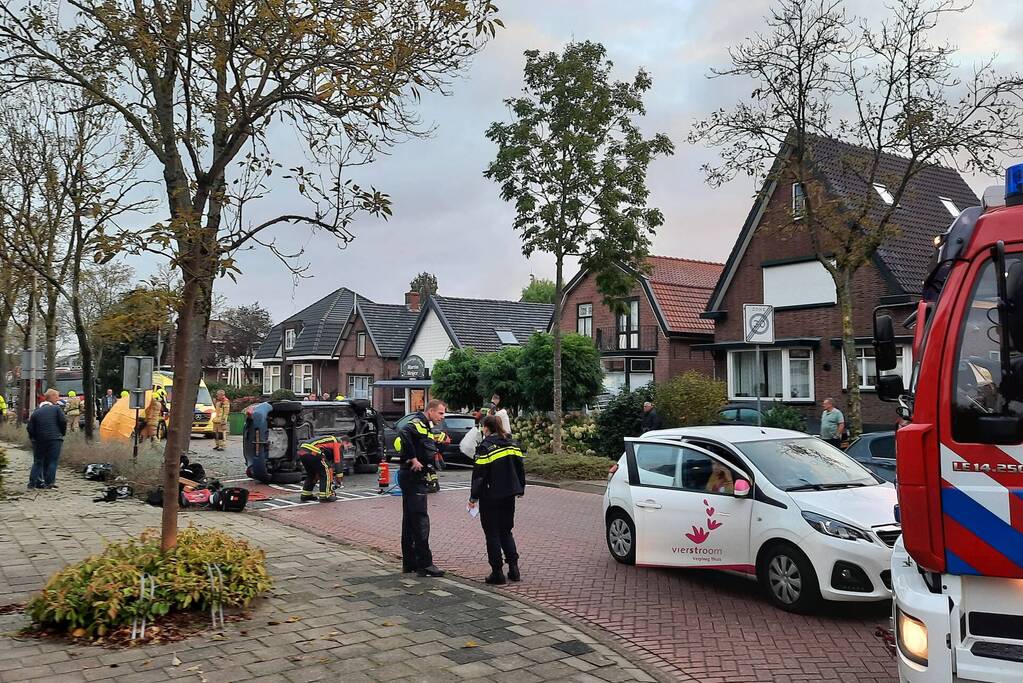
690, 0, 1023, 434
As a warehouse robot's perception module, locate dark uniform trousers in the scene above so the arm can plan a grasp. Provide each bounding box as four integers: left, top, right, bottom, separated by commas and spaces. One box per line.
479, 496, 519, 571
299, 450, 334, 497
399, 469, 434, 570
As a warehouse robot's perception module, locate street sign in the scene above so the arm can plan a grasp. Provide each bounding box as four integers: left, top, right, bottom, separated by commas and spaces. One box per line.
743, 304, 775, 344
123, 356, 154, 409
400, 355, 426, 380
19, 350, 46, 380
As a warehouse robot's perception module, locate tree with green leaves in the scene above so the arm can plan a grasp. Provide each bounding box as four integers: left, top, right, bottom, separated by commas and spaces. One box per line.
518, 333, 603, 413
409, 272, 439, 301
690, 0, 1023, 435
431, 348, 483, 411
477, 345, 526, 409
0, 0, 500, 549
520, 276, 555, 304
486, 41, 673, 453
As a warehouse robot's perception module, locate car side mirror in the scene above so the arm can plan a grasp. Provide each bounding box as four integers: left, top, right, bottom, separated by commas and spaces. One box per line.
876, 374, 905, 403
734, 479, 751, 498
874, 313, 898, 372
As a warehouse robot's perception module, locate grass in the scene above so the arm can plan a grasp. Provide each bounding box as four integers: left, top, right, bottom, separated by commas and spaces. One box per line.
525, 452, 614, 482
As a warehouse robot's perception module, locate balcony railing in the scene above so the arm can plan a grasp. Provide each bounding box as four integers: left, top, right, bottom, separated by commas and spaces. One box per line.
595, 326, 658, 353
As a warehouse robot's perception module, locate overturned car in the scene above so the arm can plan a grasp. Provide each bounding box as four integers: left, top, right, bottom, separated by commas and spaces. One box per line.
243, 399, 385, 484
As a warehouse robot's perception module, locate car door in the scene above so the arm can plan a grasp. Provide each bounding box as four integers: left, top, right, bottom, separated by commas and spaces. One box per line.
867, 434, 896, 481
625, 438, 753, 569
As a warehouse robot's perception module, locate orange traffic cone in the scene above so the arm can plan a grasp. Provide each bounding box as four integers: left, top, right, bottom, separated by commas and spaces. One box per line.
377, 461, 389, 493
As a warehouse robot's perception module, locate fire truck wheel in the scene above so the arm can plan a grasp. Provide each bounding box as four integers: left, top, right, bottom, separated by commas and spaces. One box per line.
758, 543, 821, 613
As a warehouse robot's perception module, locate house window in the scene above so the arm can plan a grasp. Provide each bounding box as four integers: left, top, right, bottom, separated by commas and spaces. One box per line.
939, 197, 959, 217
763, 260, 836, 309
284, 328, 296, 351
792, 183, 806, 218
291, 363, 313, 394
356, 332, 367, 358
843, 345, 909, 390
263, 365, 281, 394
348, 375, 373, 400
577, 303, 593, 337
617, 300, 639, 350
392, 387, 405, 403
727, 348, 814, 401
602, 358, 626, 395
873, 183, 895, 205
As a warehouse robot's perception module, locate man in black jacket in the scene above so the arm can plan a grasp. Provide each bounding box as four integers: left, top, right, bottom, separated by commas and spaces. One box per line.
27, 389, 67, 489
395, 399, 447, 577
640, 401, 664, 433
468, 415, 526, 585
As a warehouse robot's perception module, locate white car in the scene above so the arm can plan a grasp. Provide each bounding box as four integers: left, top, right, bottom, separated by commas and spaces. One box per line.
603, 426, 900, 613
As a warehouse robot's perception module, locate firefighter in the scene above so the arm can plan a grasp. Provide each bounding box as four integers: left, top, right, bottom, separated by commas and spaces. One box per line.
65, 391, 82, 432
335, 393, 346, 401
395, 399, 447, 577
298, 435, 344, 502
212, 389, 230, 451
0, 393, 7, 419
140, 391, 163, 441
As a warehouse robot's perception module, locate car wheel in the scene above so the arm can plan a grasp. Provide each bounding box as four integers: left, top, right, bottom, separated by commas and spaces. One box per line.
758, 543, 821, 613
204, 432, 215, 439
606, 510, 636, 565
269, 471, 305, 485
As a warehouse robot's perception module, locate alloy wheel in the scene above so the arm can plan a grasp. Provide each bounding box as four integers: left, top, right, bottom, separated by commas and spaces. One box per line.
768, 554, 802, 604
608, 518, 632, 558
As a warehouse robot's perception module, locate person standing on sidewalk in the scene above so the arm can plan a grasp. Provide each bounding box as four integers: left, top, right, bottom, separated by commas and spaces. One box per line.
212, 389, 230, 451
26, 389, 66, 489
99, 389, 116, 422
640, 401, 664, 433
395, 399, 447, 577
820, 398, 846, 448
468, 415, 526, 585
64, 391, 82, 433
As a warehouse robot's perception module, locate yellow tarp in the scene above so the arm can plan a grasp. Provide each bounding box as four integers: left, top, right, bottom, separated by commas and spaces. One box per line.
99, 391, 169, 442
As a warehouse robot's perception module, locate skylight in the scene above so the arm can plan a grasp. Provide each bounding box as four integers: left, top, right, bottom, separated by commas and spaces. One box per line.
939, 197, 959, 217
873, 184, 895, 205
495, 330, 519, 345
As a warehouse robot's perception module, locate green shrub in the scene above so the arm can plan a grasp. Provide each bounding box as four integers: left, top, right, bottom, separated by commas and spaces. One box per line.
589, 384, 656, 458
268, 388, 297, 402
655, 371, 727, 427
762, 404, 807, 431
525, 452, 613, 481
477, 346, 526, 411
518, 333, 603, 411
512, 412, 596, 455
432, 348, 483, 410
27, 527, 272, 638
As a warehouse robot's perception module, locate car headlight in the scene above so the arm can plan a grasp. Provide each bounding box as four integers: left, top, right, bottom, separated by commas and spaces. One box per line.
896, 608, 928, 666
801, 511, 873, 543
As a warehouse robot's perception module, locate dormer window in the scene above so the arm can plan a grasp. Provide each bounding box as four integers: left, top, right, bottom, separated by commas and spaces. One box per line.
939, 196, 959, 217
873, 183, 895, 205
284, 328, 296, 351
791, 183, 806, 218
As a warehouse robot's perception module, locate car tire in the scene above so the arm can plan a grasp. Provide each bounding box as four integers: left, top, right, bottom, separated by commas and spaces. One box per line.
204, 433, 215, 439
270, 471, 304, 485
606, 510, 636, 565
758, 543, 822, 613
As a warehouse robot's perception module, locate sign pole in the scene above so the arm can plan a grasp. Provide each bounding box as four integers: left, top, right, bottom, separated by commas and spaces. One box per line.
755, 344, 762, 426
743, 303, 775, 429
133, 407, 140, 465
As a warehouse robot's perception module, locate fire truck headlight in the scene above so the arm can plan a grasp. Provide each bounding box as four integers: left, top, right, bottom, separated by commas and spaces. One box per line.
897, 608, 928, 666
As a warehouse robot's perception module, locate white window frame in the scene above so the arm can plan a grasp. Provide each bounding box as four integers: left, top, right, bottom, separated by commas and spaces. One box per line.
791, 183, 806, 218
291, 363, 313, 394
263, 365, 281, 394
577, 303, 593, 337
348, 374, 373, 400
356, 332, 367, 358
939, 196, 959, 217
842, 344, 912, 390
873, 183, 895, 205
284, 328, 296, 351
726, 347, 815, 402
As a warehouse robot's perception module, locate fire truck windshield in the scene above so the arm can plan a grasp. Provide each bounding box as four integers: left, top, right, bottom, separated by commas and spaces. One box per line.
952, 255, 1023, 443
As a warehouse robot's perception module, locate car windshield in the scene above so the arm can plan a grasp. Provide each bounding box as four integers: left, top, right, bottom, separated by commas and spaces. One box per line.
444, 417, 475, 429
733, 437, 877, 491
196, 386, 213, 405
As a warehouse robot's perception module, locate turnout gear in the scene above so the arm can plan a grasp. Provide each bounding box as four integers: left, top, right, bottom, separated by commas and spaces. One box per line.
298, 436, 343, 501
471, 434, 526, 576
212, 396, 230, 450
65, 393, 82, 432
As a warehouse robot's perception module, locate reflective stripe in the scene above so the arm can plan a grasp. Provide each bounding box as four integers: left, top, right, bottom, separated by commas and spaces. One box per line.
475, 447, 524, 466
299, 436, 338, 455
394, 437, 402, 452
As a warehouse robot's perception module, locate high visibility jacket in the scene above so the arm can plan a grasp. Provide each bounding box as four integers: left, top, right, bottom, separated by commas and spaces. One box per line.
0, 395, 7, 412
470, 434, 525, 502
394, 412, 445, 467
65, 396, 81, 416
213, 398, 230, 425
299, 436, 341, 464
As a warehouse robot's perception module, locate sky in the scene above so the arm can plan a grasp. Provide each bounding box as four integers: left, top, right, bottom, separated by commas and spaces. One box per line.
200, 0, 1023, 323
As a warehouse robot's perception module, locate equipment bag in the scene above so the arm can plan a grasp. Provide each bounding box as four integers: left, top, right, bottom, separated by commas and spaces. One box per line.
180, 488, 212, 507
180, 462, 206, 483
211, 487, 249, 512
84, 463, 114, 481
146, 487, 164, 507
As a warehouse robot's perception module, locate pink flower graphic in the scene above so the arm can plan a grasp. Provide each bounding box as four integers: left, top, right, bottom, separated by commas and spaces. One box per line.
707, 518, 722, 530
685, 526, 710, 544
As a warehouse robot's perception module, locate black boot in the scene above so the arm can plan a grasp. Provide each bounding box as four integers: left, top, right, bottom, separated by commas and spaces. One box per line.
485, 569, 506, 585
507, 564, 520, 582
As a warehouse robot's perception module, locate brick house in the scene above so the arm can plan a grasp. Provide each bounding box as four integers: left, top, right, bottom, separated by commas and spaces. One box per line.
336, 294, 420, 417
559, 256, 723, 394
254, 288, 367, 397
700, 136, 979, 430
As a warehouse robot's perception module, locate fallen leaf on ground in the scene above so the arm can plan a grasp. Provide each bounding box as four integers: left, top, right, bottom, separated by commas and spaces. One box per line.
171, 655, 181, 667
284, 616, 302, 623
462, 641, 479, 648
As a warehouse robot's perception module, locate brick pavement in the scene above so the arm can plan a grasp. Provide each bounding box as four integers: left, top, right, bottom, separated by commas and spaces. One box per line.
0, 444, 656, 682
263, 484, 898, 683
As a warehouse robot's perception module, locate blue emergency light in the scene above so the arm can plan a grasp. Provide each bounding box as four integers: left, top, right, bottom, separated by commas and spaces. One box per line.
1007, 162, 1023, 206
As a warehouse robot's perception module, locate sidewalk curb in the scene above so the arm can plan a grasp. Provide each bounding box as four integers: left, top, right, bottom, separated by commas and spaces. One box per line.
526, 477, 607, 495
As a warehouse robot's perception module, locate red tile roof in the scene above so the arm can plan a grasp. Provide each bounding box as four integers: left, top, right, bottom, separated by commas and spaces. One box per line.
645, 256, 723, 335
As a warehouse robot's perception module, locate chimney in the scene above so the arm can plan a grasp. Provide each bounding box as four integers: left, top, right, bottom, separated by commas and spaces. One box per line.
405, 291, 421, 312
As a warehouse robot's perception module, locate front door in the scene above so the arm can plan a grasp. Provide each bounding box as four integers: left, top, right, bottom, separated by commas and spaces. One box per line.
409, 389, 425, 413
626, 439, 753, 569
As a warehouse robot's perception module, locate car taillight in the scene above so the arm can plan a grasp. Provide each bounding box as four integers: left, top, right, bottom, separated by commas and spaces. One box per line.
607, 463, 618, 481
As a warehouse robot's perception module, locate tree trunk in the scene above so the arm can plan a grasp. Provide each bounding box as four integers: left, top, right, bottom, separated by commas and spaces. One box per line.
838, 272, 862, 437
45, 285, 58, 387
0, 318, 7, 411
552, 254, 564, 455
71, 291, 96, 440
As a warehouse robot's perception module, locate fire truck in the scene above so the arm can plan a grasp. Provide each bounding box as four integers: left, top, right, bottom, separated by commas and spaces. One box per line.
873, 164, 1023, 681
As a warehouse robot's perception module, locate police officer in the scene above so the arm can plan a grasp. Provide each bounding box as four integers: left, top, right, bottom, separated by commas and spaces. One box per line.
395, 399, 447, 577
468, 415, 526, 585
297, 435, 343, 502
